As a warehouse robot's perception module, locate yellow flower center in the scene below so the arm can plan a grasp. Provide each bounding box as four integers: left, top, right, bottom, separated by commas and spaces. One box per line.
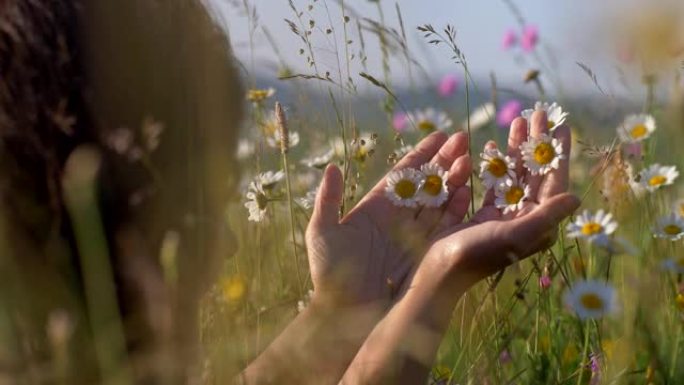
676, 257, 684, 269
630, 124, 648, 139
648, 175, 667, 187
221, 276, 247, 303
422, 175, 443, 196
488, 158, 509, 177
505, 186, 525, 204
664, 224, 682, 235
247, 89, 272, 102
256, 193, 268, 210
533, 142, 555, 165
418, 120, 436, 132
547, 120, 556, 129
394, 179, 417, 199
580, 293, 604, 310
676, 293, 684, 311
581, 222, 603, 236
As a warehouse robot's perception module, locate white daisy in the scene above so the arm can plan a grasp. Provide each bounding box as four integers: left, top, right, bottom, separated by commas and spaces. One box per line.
566, 209, 618, 247
256, 170, 285, 190
675, 199, 684, 218
301, 149, 334, 169
638, 164, 679, 192
617, 114, 656, 143
296, 189, 317, 210
408, 108, 453, 134
385, 168, 424, 208
494, 178, 531, 214
266, 129, 300, 150
662, 256, 684, 274
564, 280, 618, 320
351, 133, 377, 162
463, 102, 495, 132
245, 182, 268, 222
237, 139, 255, 160
479, 148, 516, 189
653, 213, 684, 241
416, 163, 449, 208
520, 133, 565, 175
521, 101, 568, 131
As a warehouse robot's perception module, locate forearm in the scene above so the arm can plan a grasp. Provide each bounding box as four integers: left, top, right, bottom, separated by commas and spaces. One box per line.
240, 298, 386, 385
341, 261, 470, 384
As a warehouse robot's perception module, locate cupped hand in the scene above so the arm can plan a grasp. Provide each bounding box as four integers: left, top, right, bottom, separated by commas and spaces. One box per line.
415, 110, 580, 293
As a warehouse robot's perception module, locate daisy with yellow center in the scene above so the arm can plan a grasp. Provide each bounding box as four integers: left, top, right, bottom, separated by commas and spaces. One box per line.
638, 164, 679, 192
246, 87, 275, 103
617, 114, 655, 143
351, 133, 377, 162
407, 108, 453, 134
566, 209, 618, 247
673, 199, 684, 217
564, 280, 618, 320
521, 101, 569, 131
653, 213, 684, 241
301, 148, 335, 169
520, 133, 565, 175
385, 168, 425, 208
220, 275, 248, 303
245, 182, 269, 222
494, 178, 531, 214
416, 163, 450, 207
662, 256, 684, 274
266, 129, 300, 150
479, 147, 516, 189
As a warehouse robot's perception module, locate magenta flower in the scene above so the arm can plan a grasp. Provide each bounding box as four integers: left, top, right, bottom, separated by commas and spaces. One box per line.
392, 112, 408, 132
501, 29, 518, 51
539, 274, 552, 290
437, 74, 459, 98
499, 349, 512, 365
520, 25, 539, 53
496, 100, 523, 127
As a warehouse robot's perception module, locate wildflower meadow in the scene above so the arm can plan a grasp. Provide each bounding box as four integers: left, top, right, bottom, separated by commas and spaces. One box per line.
212, 0, 684, 384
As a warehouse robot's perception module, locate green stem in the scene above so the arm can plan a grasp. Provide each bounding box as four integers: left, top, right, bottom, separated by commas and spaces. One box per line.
577, 321, 591, 385
282, 153, 303, 296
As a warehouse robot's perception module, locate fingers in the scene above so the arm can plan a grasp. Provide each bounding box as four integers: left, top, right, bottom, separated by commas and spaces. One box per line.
310, 164, 344, 229
508, 117, 528, 177
537, 124, 571, 201
481, 140, 497, 207
368, 131, 448, 195
506, 193, 580, 255
440, 185, 472, 227
430, 131, 468, 171
527, 110, 550, 201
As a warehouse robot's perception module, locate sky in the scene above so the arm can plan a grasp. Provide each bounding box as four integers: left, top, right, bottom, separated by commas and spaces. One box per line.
210, 0, 684, 95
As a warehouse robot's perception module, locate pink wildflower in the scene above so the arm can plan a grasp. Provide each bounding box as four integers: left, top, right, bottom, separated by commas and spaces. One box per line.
437, 74, 459, 98
496, 100, 523, 127
392, 112, 408, 133
520, 25, 539, 53
539, 275, 552, 290
502, 29, 517, 50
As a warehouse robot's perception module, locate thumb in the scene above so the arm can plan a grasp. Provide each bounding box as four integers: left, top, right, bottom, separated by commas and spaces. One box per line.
311, 164, 344, 228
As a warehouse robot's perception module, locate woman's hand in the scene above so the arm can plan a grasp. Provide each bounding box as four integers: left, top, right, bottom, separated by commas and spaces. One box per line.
341, 110, 580, 384
418, 110, 579, 293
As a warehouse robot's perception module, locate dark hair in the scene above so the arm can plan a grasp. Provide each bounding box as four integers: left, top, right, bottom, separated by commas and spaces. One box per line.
0, 0, 243, 382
